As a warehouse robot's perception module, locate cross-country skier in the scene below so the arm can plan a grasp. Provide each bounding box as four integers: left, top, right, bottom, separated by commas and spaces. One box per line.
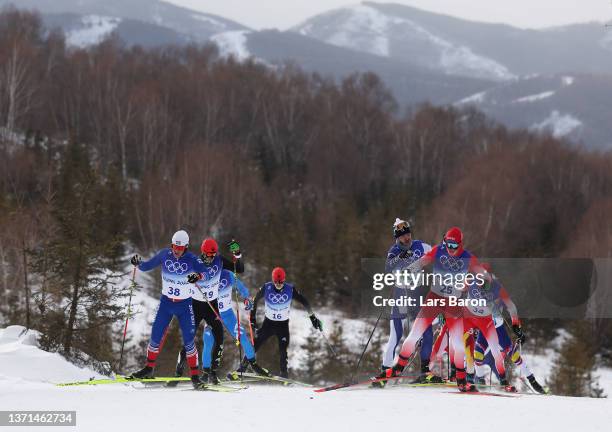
473, 263, 547, 394
234, 267, 322, 378
199, 268, 271, 379
176, 238, 244, 384
128, 230, 208, 389
384, 227, 489, 392
373, 218, 438, 387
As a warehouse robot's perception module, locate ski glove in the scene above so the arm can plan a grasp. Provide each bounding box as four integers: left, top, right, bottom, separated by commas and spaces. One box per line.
228, 239, 241, 257
310, 314, 323, 331
187, 272, 202, 284
399, 249, 413, 260
243, 298, 253, 311
130, 255, 142, 266
512, 325, 526, 344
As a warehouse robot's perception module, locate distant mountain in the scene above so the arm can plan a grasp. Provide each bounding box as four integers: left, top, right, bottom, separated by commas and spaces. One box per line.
3, 0, 612, 148
0, 0, 249, 42
293, 2, 612, 81
455, 73, 612, 149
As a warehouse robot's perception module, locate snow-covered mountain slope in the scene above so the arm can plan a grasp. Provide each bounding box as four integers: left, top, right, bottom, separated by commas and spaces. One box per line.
294, 2, 612, 80
294, 3, 515, 82
0, 326, 106, 386
62, 15, 121, 48
0, 0, 249, 43
454, 73, 612, 148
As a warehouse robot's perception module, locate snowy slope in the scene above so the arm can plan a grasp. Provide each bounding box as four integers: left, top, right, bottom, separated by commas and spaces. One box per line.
2, 369, 611, 431
65, 15, 121, 48
0, 326, 106, 386
210, 30, 253, 61
294, 4, 515, 82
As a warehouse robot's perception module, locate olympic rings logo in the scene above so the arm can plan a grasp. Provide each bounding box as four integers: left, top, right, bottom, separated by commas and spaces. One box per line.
205, 265, 220, 277
165, 260, 189, 274
268, 293, 289, 304
439, 255, 464, 272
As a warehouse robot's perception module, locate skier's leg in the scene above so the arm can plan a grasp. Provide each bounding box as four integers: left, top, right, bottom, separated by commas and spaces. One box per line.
199, 300, 224, 370
176, 299, 199, 376
145, 297, 173, 369
177, 299, 205, 375
277, 321, 290, 378
382, 318, 405, 368
420, 324, 434, 364
474, 328, 490, 380
477, 318, 506, 379
430, 324, 448, 363
253, 318, 274, 351
446, 308, 466, 382
202, 326, 213, 369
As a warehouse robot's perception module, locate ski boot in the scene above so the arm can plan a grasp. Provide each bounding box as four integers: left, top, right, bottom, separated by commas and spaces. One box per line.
191, 374, 207, 390
248, 359, 272, 377
500, 378, 517, 393
448, 364, 457, 382
466, 373, 475, 384
475, 375, 487, 386
128, 365, 154, 379
412, 360, 437, 384
527, 374, 548, 394
279, 370, 289, 379
226, 370, 241, 381
371, 367, 389, 388
423, 374, 445, 384
201, 368, 211, 384
456, 369, 476, 392
208, 369, 220, 385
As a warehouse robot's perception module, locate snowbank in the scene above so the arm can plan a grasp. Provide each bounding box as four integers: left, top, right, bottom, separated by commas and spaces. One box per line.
0, 325, 105, 387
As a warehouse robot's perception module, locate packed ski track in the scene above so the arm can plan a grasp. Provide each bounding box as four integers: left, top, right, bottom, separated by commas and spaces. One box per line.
2, 325, 611, 431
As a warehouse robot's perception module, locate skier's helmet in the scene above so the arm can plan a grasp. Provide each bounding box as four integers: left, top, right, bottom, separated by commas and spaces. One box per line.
171, 230, 189, 252
443, 227, 463, 256
272, 267, 286, 288
393, 218, 411, 239
200, 238, 218, 264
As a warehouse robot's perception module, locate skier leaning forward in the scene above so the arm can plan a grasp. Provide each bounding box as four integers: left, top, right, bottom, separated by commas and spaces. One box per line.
385, 226, 490, 392
128, 230, 208, 389
373, 218, 439, 387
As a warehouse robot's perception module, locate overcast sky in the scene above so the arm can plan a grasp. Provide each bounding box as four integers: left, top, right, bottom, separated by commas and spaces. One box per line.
167, 0, 612, 30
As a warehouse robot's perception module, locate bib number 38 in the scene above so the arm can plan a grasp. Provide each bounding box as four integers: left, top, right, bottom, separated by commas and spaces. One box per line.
167, 287, 181, 297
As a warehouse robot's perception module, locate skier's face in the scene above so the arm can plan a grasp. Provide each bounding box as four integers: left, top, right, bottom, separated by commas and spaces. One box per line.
444, 240, 461, 256
398, 232, 412, 246
274, 281, 284, 290
202, 252, 216, 265
172, 244, 186, 259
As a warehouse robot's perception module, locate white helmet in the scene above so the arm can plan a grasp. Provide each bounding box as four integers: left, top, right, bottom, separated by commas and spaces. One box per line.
171, 230, 189, 247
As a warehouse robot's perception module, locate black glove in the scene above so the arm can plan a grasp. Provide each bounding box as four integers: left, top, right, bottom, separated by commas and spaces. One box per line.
187, 272, 202, 284
310, 314, 323, 331
512, 325, 526, 344
130, 255, 142, 266
399, 249, 413, 260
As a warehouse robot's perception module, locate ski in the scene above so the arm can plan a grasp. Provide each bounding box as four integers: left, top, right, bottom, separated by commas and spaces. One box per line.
448, 390, 521, 398
56, 376, 192, 387
233, 372, 312, 387
314, 374, 423, 393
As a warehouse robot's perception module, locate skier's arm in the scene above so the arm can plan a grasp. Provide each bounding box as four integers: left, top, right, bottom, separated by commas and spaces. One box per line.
137, 250, 166, 272
293, 288, 323, 330
232, 275, 250, 299
499, 287, 520, 326
292, 287, 313, 315
250, 286, 264, 326
406, 246, 437, 273
468, 256, 492, 283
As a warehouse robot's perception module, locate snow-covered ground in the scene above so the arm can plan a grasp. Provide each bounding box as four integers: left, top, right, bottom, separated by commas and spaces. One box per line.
1, 325, 612, 431
531, 110, 583, 138
66, 15, 121, 48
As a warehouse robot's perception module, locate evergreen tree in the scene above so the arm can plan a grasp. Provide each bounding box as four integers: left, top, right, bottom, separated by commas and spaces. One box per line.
31, 140, 128, 366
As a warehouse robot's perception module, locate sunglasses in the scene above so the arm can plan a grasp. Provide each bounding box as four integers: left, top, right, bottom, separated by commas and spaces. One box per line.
395, 221, 411, 232
172, 244, 186, 251
445, 240, 460, 250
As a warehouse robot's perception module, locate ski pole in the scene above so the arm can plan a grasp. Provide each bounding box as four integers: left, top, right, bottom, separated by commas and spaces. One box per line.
320, 330, 338, 358
119, 266, 137, 372
193, 283, 238, 342
351, 307, 384, 383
